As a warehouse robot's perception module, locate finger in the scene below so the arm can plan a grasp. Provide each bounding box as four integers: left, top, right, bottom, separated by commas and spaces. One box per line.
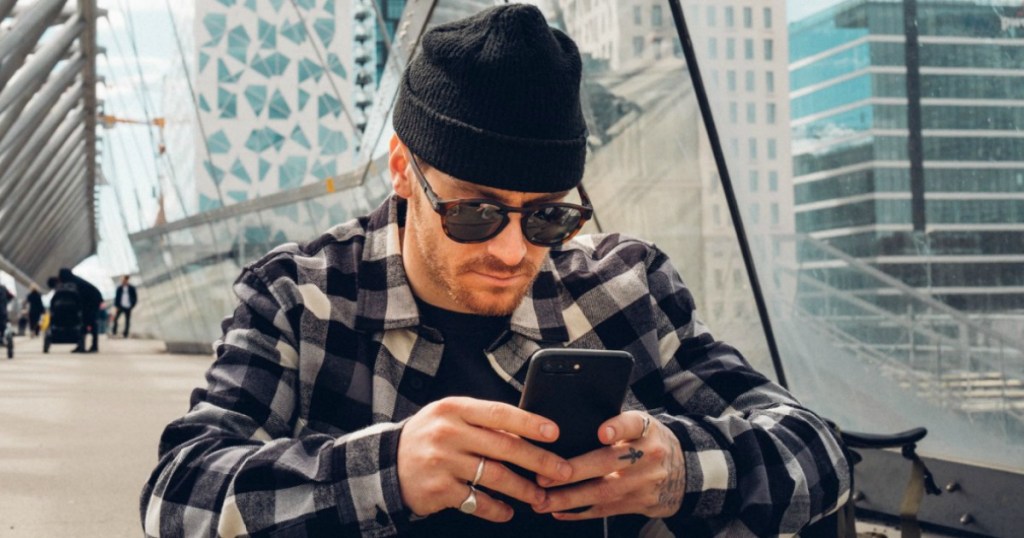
534, 472, 635, 515
472, 458, 549, 507
598, 411, 652, 445
536, 443, 645, 487
452, 485, 514, 523
453, 398, 560, 443
549, 498, 637, 521
470, 427, 573, 483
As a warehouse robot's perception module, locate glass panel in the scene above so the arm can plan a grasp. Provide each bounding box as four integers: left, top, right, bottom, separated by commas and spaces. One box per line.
550, 0, 774, 376
772, 0, 1022, 469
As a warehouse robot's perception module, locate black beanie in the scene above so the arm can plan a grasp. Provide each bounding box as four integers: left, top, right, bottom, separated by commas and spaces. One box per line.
393, 3, 587, 193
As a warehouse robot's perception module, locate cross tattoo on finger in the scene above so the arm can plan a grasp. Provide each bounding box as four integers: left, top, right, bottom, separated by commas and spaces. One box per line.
618, 447, 644, 464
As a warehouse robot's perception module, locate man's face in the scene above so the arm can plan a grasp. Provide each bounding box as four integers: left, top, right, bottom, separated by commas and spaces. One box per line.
121, 277, 129, 285
401, 163, 564, 317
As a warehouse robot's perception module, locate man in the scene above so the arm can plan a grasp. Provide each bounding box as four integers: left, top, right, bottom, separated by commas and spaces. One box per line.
141, 5, 849, 537
26, 284, 44, 337
112, 275, 138, 338
58, 268, 102, 353
0, 284, 11, 333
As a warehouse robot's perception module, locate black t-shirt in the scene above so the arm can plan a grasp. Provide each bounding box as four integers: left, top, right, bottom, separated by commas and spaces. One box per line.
408, 299, 611, 537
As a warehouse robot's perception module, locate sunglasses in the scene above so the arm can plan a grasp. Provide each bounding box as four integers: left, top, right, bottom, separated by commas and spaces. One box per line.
405, 149, 593, 246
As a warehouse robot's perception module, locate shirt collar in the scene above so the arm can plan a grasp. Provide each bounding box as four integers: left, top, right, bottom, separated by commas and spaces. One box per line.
352, 195, 569, 343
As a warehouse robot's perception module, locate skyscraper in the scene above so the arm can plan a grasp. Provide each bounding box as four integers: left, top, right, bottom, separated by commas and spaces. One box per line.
790, 0, 1024, 315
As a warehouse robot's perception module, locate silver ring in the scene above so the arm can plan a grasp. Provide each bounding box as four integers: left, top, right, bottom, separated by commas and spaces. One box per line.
640, 415, 651, 439
459, 485, 478, 514
471, 457, 486, 487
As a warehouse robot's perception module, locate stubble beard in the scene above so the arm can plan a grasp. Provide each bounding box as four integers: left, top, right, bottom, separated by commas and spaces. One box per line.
410, 201, 538, 317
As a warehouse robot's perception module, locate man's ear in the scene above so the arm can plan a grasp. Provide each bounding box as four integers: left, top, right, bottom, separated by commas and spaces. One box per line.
388, 134, 413, 199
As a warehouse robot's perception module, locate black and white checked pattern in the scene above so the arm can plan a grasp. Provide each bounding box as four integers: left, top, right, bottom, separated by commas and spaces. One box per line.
141, 195, 850, 537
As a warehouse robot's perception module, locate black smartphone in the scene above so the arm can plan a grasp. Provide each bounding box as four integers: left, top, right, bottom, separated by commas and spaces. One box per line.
518, 348, 635, 460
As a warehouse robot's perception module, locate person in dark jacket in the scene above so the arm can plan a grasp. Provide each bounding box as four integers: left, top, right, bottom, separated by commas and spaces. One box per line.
0, 284, 11, 330
111, 275, 138, 338
26, 285, 44, 337
58, 268, 102, 353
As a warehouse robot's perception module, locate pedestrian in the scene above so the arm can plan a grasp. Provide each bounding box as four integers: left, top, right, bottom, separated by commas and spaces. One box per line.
111, 274, 137, 338
0, 284, 11, 332
141, 5, 849, 537
26, 284, 44, 337
57, 268, 102, 353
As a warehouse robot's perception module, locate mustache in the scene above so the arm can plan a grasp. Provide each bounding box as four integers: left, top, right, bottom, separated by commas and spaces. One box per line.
459, 256, 538, 277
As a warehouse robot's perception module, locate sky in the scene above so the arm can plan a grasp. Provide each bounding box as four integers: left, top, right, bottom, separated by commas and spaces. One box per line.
84, 0, 187, 291
73, 0, 845, 294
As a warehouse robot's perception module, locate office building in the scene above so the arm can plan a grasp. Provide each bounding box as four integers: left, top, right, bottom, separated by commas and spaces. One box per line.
790, 0, 1024, 313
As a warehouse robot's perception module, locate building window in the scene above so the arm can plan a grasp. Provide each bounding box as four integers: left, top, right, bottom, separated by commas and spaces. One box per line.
725, 6, 734, 28
765, 71, 775, 93
726, 38, 735, 60
749, 138, 758, 160
764, 39, 774, 61
743, 7, 752, 28
767, 139, 777, 160
634, 6, 642, 25
707, 6, 716, 27
708, 37, 718, 59
766, 103, 776, 124
744, 38, 754, 60
653, 37, 663, 60
652, 5, 663, 27
674, 37, 683, 58
764, 7, 773, 29
727, 70, 737, 91
746, 102, 756, 124
729, 101, 738, 123
769, 171, 779, 192
750, 204, 760, 225
713, 204, 722, 226
745, 70, 755, 92
730, 138, 739, 158
771, 203, 780, 226
633, 36, 644, 57
749, 170, 759, 192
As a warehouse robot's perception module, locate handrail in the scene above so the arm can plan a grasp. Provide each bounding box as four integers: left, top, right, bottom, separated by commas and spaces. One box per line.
787, 233, 1024, 352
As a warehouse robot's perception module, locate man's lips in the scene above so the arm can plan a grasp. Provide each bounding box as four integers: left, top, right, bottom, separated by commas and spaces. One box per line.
470, 271, 527, 285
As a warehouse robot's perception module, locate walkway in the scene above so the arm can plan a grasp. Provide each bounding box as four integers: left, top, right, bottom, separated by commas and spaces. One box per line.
0, 335, 211, 537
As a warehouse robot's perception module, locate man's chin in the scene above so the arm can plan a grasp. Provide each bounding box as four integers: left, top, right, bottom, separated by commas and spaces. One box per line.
457, 288, 526, 317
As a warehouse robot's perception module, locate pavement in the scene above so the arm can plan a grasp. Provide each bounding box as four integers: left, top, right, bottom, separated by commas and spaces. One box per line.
0, 335, 212, 537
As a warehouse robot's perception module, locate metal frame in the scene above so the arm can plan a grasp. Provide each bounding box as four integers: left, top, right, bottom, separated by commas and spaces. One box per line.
854, 448, 1022, 537
0, 0, 99, 287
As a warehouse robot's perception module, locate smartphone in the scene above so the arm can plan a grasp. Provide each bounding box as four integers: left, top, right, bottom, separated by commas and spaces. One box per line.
519, 348, 635, 459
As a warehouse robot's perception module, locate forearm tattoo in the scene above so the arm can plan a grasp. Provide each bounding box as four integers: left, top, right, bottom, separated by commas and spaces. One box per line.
657, 428, 686, 510
619, 447, 644, 464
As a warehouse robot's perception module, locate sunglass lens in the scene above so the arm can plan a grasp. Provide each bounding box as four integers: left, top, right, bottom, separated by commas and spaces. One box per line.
524, 206, 583, 245
445, 203, 506, 241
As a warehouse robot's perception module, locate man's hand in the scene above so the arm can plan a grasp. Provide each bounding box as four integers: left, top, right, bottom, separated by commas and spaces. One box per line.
397, 397, 574, 522
531, 411, 686, 520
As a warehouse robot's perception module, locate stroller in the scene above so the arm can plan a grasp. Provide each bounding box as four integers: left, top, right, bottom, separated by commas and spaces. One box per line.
44, 283, 84, 353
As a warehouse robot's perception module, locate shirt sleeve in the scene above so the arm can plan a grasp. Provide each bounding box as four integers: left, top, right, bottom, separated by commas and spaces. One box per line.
642, 246, 852, 537
140, 266, 409, 537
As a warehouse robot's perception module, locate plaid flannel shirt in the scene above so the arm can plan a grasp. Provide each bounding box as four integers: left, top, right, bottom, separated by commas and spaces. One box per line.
141, 195, 850, 537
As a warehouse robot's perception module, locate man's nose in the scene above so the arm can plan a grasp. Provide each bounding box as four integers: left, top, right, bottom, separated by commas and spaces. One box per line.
486, 216, 528, 267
